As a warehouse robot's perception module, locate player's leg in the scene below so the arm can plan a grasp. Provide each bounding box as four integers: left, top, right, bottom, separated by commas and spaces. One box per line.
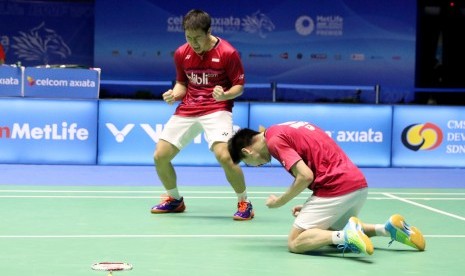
289, 188, 373, 255
202, 111, 253, 220
288, 227, 334, 253
154, 139, 179, 190
151, 116, 200, 213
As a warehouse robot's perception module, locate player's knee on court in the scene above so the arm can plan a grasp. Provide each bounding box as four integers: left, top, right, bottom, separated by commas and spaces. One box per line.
287, 240, 300, 254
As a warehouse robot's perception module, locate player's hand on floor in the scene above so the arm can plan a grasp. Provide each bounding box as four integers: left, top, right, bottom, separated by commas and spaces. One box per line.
292, 205, 303, 217
266, 194, 279, 208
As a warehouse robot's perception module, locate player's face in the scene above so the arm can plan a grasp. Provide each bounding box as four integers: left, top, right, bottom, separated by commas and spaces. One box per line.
242, 144, 271, 167
185, 29, 210, 54
243, 153, 271, 167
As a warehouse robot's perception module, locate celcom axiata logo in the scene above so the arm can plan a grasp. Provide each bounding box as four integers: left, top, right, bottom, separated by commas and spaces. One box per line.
401, 122, 443, 151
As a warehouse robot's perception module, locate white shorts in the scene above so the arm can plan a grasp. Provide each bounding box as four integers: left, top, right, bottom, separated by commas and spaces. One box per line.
293, 188, 368, 231
160, 111, 233, 150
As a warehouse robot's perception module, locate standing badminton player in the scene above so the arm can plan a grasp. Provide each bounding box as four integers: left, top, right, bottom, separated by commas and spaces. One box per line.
151, 9, 254, 220
228, 122, 426, 254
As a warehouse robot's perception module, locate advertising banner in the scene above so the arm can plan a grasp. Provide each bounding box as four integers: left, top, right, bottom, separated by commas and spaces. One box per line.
0, 65, 22, 97
94, 0, 416, 103
0, 98, 98, 164
392, 106, 465, 167
248, 103, 392, 167
98, 100, 249, 165
23, 67, 100, 99
0, 0, 94, 67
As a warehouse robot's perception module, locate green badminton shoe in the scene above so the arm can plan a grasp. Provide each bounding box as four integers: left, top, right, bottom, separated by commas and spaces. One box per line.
385, 214, 426, 251
339, 217, 374, 255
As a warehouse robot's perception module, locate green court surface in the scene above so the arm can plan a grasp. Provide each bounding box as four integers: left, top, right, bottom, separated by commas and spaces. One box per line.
0, 186, 464, 276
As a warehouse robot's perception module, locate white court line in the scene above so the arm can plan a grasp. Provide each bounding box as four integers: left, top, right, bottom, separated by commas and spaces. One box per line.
1, 195, 464, 200
0, 234, 287, 239
0, 234, 462, 239
383, 192, 465, 222
0, 190, 308, 194
1, 190, 464, 195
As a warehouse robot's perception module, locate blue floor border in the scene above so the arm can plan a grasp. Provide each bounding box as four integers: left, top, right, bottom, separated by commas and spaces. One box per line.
0, 164, 463, 189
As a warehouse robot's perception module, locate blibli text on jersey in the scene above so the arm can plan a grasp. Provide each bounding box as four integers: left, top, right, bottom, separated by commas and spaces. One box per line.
187, 72, 209, 85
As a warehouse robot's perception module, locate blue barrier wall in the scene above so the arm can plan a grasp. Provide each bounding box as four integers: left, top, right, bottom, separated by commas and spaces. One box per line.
1, 97, 464, 167
0, 65, 22, 97
392, 105, 465, 167
0, 98, 98, 164
97, 100, 249, 165
248, 103, 392, 167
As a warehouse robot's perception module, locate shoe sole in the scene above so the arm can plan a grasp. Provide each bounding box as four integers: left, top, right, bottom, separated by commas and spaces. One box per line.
150, 203, 186, 214
350, 217, 374, 255
389, 214, 426, 251
233, 211, 255, 221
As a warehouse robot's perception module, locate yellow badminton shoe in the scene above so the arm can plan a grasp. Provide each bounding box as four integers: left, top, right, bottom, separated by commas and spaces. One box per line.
339, 217, 374, 255
385, 214, 426, 251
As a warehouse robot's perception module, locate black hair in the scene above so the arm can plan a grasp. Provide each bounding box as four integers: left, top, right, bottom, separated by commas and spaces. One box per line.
183, 9, 211, 33
228, 128, 260, 164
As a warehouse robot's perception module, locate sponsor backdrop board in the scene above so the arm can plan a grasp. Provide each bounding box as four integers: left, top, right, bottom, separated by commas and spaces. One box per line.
0, 65, 22, 97
0, 1, 94, 67
248, 103, 392, 167
98, 100, 249, 165
0, 98, 98, 164
94, 0, 416, 103
23, 67, 100, 99
392, 106, 465, 167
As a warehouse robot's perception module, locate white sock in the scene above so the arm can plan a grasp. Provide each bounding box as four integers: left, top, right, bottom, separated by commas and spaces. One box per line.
332, 231, 345, 245
236, 191, 248, 202
375, 224, 389, 237
167, 188, 181, 200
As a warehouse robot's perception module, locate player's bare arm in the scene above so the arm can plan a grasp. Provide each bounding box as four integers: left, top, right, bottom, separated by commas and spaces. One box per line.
266, 160, 313, 208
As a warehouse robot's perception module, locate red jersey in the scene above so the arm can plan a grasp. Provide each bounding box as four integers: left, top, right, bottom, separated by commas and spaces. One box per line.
173, 37, 245, 117
0, 45, 5, 62
265, 121, 367, 197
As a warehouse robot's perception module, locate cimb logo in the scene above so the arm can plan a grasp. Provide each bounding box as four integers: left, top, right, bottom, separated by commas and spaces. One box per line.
401, 122, 443, 151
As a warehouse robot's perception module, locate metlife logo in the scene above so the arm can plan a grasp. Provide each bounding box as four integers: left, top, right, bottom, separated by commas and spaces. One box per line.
0, 98, 98, 164
0, 122, 89, 140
